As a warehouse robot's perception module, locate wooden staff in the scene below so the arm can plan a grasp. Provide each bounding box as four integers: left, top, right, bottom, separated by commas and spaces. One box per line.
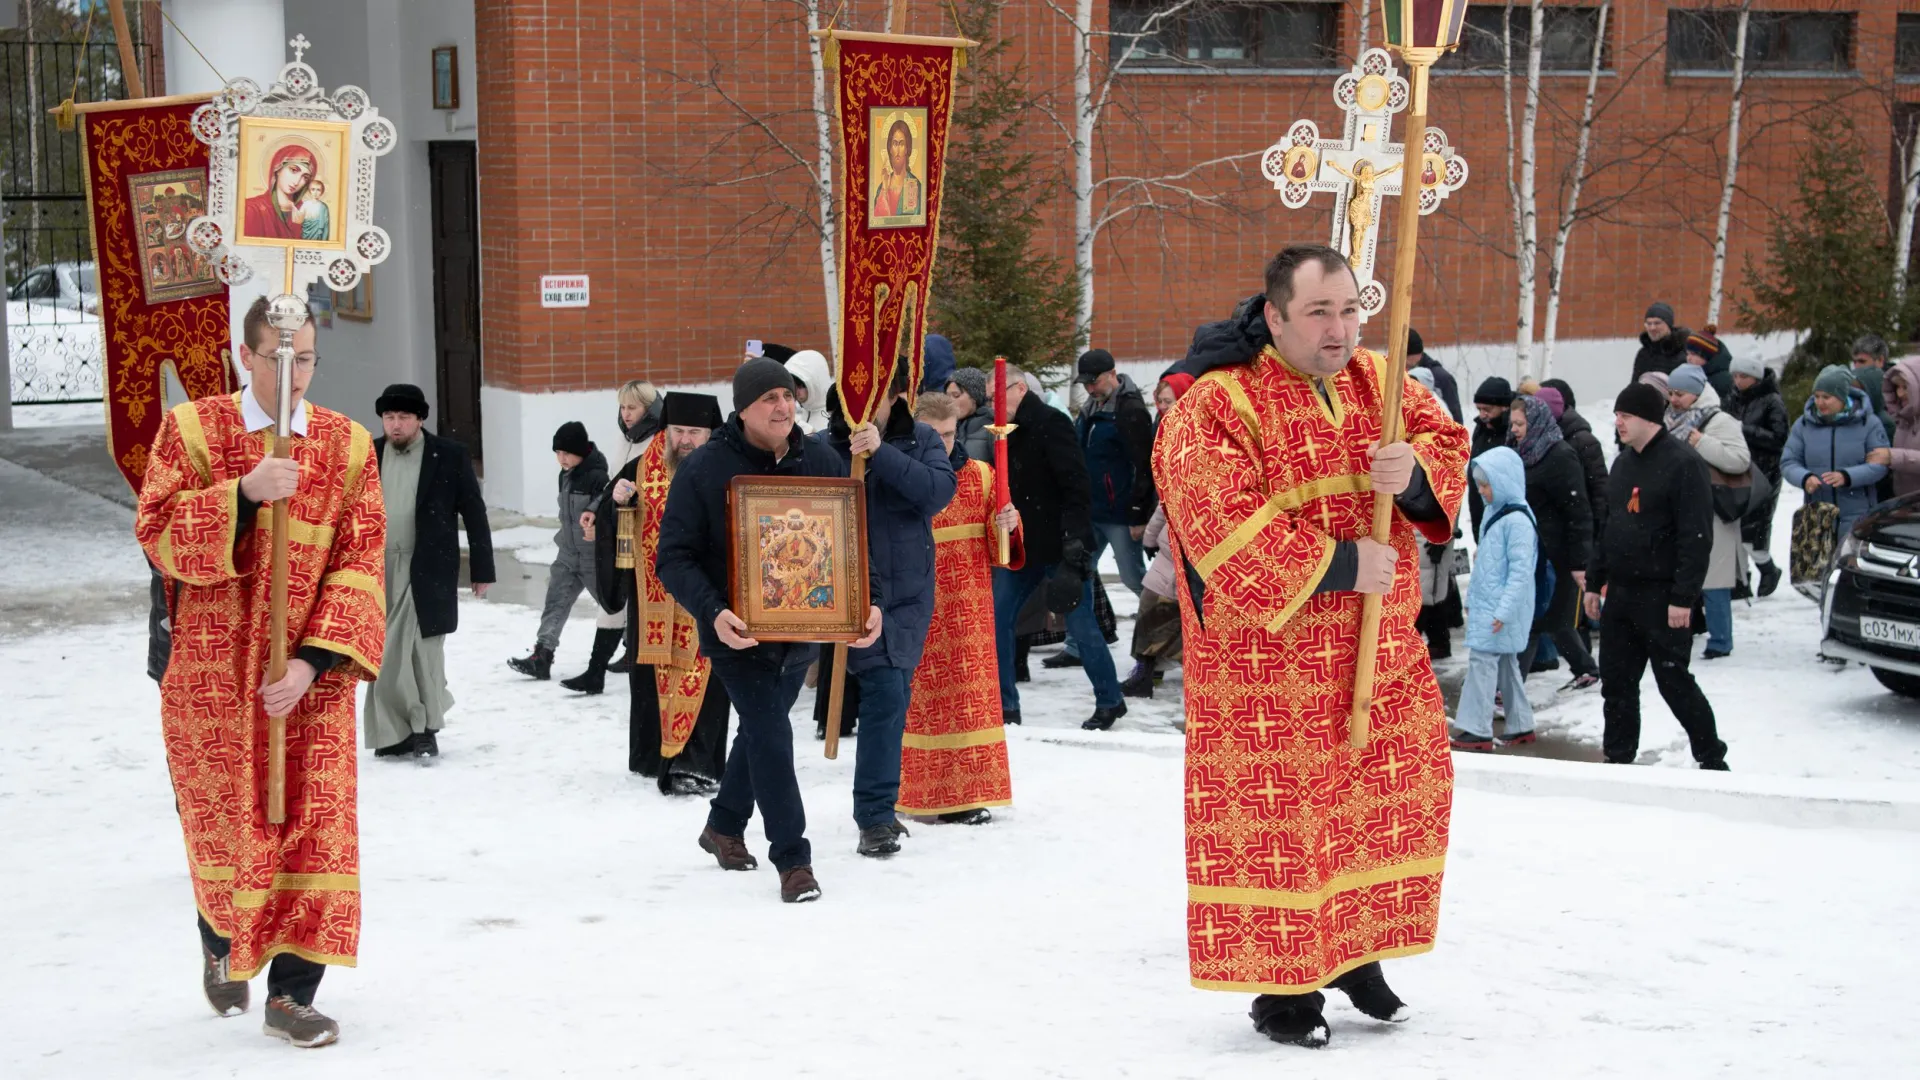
823, 449, 866, 761
265, 323, 295, 823
106, 0, 146, 98
1348, 60, 1432, 750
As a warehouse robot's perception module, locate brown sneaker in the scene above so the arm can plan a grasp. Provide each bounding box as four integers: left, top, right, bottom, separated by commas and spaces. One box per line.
698, 826, 758, 871
262, 995, 339, 1048
202, 945, 248, 1017
780, 865, 822, 903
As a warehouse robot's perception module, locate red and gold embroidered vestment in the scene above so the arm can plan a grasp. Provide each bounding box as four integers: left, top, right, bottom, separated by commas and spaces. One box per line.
899, 458, 1022, 816
135, 393, 386, 979
1152, 346, 1469, 993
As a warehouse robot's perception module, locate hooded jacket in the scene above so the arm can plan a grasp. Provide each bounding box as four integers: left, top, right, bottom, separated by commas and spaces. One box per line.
784, 349, 836, 435
1886, 355, 1920, 497
1077, 372, 1157, 525
1466, 447, 1537, 654
1723, 369, 1790, 483
655, 415, 863, 670
921, 333, 956, 395
1782, 387, 1892, 539
1632, 326, 1690, 382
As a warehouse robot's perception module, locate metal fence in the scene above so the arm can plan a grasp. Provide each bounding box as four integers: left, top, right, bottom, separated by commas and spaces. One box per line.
3, 39, 152, 404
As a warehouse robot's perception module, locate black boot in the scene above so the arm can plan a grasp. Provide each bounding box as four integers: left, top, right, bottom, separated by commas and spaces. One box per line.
1757, 560, 1783, 598
1327, 961, 1409, 1022
1120, 660, 1156, 699
1250, 991, 1330, 1048
1014, 641, 1032, 683
1081, 702, 1128, 730
507, 644, 554, 680
561, 628, 621, 694
607, 647, 635, 675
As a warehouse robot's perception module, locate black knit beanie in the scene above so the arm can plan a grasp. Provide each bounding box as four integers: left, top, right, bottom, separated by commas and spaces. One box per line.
1614, 382, 1667, 425
733, 357, 797, 413
552, 421, 591, 457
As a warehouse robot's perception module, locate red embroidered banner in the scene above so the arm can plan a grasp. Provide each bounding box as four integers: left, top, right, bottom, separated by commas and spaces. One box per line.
829, 34, 961, 427
81, 98, 237, 494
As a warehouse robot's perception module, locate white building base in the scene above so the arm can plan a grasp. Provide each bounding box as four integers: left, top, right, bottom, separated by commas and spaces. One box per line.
479, 380, 727, 515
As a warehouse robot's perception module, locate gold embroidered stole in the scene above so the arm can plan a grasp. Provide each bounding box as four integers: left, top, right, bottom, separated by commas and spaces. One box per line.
633, 436, 710, 757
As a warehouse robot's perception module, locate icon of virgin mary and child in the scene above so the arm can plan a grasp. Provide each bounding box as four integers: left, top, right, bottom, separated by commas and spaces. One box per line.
242, 138, 332, 243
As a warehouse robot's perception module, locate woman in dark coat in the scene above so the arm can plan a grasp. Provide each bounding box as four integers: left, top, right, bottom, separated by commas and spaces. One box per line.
1508, 393, 1600, 691
1722, 356, 1790, 596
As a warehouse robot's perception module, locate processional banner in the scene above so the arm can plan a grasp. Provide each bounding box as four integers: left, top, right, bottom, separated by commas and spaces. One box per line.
80, 97, 237, 493
827, 32, 963, 426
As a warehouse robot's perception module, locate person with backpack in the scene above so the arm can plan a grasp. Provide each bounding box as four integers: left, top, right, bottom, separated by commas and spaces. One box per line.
1450, 447, 1539, 752
1507, 393, 1599, 691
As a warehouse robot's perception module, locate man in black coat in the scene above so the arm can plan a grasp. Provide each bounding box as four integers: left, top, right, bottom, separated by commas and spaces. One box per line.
1408, 328, 1463, 423
1540, 379, 1608, 541
366, 383, 495, 757
1075, 348, 1157, 595
1582, 383, 1729, 770
1630, 302, 1689, 383
822, 366, 956, 857
991, 364, 1126, 729
1467, 376, 1513, 536
657, 359, 882, 905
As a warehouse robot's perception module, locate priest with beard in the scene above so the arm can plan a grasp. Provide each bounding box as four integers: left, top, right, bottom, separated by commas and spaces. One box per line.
591, 392, 732, 794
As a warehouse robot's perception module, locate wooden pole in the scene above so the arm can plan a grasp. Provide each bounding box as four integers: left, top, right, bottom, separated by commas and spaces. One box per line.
888, 0, 910, 34
1348, 59, 1431, 751
265, 350, 293, 823
105, 0, 146, 99
823, 451, 866, 760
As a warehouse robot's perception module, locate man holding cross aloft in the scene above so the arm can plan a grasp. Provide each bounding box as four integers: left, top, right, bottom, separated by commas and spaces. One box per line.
1153, 245, 1469, 1048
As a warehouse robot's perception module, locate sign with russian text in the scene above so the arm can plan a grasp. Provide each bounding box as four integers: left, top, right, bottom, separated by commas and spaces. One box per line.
541, 274, 590, 308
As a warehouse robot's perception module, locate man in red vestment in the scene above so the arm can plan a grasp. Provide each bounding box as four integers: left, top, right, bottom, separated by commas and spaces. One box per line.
1154, 246, 1469, 1048
136, 296, 386, 1048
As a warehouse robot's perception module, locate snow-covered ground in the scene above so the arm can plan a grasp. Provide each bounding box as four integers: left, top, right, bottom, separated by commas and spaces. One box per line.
6, 407, 1920, 1076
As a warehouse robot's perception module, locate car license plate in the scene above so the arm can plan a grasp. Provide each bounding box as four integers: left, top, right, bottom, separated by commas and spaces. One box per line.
1860, 617, 1920, 649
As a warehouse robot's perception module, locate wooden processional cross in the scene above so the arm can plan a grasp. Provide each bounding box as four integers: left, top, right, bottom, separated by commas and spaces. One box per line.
1262, 48, 1469, 322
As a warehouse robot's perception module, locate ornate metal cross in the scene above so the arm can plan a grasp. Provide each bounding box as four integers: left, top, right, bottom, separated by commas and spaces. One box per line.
1263, 48, 1469, 322
289, 34, 311, 64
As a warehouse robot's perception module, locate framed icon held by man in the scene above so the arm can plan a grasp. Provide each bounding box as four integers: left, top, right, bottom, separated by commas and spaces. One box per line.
727, 475, 869, 642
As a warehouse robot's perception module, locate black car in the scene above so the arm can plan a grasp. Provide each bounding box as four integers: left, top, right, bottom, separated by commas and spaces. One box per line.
1822, 492, 1920, 696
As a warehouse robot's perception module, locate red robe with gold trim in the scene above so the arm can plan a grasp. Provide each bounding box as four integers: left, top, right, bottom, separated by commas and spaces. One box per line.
631, 434, 711, 757
899, 457, 1022, 815
135, 392, 385, 979
1152, 345, 1469, 993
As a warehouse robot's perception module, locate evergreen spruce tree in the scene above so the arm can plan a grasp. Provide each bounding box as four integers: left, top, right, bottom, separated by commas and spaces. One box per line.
1739, 109, 1920, 407
931, 0, 1082, 381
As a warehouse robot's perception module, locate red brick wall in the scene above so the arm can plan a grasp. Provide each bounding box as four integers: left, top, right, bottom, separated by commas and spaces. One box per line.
476, 0, 1920, 391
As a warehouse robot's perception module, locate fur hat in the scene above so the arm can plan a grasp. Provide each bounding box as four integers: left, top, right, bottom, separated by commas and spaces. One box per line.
375, 383, 429, 420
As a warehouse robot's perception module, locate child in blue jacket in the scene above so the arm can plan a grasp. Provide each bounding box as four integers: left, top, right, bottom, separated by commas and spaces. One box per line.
1452, 446, 1539, 752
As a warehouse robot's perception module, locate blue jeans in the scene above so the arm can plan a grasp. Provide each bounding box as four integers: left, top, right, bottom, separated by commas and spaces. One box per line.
994, 562, 1122, 714
1090, 521, 1147, 597
851, 665, 913, 828
706, 659, 811, 872
1702, 588, 1733, 654
1454, 649, 1533, 739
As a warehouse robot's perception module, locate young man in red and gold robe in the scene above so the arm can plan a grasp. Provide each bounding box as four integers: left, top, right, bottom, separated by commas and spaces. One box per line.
896, 392, 1022, 823
136, 296, 385, 1049
1153, 246, 1470, 1049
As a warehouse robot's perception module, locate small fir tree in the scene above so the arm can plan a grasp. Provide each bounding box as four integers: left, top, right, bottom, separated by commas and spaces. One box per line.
1739, 109, 1920, 407
930, 0, 1082, 382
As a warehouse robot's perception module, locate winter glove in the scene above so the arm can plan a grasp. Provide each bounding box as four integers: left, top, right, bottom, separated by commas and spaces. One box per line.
1044, 539, 1090, 615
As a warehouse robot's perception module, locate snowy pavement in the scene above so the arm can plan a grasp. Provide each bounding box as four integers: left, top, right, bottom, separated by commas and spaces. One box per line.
7, 412, 1920, 1076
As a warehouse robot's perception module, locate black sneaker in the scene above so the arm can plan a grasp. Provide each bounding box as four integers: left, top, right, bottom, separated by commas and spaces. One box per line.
937, 808, 993, 825
1702, 648, 1731, 660
1700, 759, 1731, 771
1042, 651, 1083, 669
1250, 992, 1330, 1048
857, 823, 902, 857
506, 645, 553, 680
1081, 702, 1127, 730
1327, 962, 1410, 1022
411, 731, 439, 758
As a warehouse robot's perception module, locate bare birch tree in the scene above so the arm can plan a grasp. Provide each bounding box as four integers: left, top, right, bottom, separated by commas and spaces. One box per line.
1705, 0, 1751, 328
1516, 0, 1543, 377
1894, 106, 1920, 305
1041, 0, 1258, 349
1539, 1, 1609, 377
805, 0, 840, 353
